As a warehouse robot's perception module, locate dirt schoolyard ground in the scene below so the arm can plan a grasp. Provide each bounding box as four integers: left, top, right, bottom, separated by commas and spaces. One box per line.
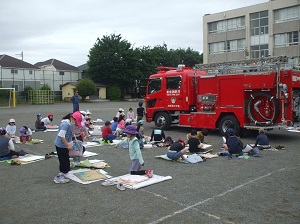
0, 101, 299, 224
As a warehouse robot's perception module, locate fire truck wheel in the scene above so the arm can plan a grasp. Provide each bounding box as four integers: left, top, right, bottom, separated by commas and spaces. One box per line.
154, 112, 171, 130
218, 115, 240, 136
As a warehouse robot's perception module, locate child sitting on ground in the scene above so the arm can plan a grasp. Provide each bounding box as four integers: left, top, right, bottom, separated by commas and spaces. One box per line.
0, 127, 20, 158
41, 113, 54, 127
6, 118, 16, 138
150, 122, 165, 142
187, 128, 208, 143
187, 129, 205, 153
111, 117, 118, 133
19, 126, 33, 143
102, 121, 117, 143
35, 113, 46, 130
167, 138, 187, 161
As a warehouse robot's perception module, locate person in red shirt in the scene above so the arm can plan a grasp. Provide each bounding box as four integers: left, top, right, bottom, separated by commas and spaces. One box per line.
102, 121, 117, 143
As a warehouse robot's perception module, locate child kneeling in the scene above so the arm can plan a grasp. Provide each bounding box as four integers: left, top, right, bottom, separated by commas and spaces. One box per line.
115, 125, 153, 178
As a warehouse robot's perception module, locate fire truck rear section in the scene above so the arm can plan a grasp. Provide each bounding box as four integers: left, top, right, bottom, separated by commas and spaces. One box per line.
145, 57, 300, 135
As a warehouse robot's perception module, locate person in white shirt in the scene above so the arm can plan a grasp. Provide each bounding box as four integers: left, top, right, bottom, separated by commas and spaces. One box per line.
6, 118, 16, 137
41, 113, 53, 127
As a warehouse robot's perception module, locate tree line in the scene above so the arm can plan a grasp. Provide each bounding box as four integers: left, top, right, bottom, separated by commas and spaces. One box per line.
85, 33, 203, 100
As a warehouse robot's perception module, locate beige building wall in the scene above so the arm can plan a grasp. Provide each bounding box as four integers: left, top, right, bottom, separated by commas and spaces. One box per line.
98, 87, 106, 99
203, 0, 300, 64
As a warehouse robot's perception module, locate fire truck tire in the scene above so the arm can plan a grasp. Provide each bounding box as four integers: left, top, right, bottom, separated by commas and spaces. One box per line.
218, 115, 240, 136
154, 112, 171, 130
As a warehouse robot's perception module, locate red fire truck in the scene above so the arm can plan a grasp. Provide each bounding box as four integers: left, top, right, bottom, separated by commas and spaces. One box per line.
144, 56, 300, 135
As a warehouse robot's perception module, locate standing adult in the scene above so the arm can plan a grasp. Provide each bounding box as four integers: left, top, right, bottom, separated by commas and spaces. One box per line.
71, 91, 80, 112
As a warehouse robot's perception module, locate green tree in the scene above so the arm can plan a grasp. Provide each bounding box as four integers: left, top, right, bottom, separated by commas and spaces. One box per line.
87, 34, 140, 99
108, 85, 122, 101
40, 84, 51, 90
76, 79, 96, 101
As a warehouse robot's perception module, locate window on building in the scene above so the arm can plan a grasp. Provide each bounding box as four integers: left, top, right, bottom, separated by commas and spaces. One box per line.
29, 70, 33, 75
166, 77, 182, 90
208, 16, 245, 33
11, 85, 19, 91
210, 39, 245, 53
274, 6, 300, 23
59, 71, 64, 76
274, 31, 299, 47
250, 10, 268, 36
250, 44, 269, 59
209, 42, 225, 54
11, 69, 18, 74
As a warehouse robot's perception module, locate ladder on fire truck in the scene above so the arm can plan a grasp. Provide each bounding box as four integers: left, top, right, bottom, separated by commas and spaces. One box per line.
195, 56, 288, 74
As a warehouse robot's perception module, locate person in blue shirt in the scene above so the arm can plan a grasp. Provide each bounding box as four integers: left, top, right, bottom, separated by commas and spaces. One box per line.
53, 111, 82, 184
71, 91, 80, 112
111, 117, 118, 133
254, 128, 270, 147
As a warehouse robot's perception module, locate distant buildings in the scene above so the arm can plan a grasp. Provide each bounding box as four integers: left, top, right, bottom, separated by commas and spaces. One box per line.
0, 55, 81, 93
203, 0, 300, 66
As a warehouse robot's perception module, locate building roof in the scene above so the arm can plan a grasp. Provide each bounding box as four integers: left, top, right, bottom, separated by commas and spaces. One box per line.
61, 82, 77, 87
0, 54, 39, 69
78, 63, 88, 71
35, 59, 79, 71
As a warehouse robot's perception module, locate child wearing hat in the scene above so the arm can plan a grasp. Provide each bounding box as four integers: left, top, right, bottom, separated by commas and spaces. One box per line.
41, 113, 54, 127
6, 118, 16, 138
35, 113, 46, 130
116, 108, 125, 118
102, 121, 117, 143
115, 125, 153, 178
19, 126, 33, 143
53, 112, 82, 184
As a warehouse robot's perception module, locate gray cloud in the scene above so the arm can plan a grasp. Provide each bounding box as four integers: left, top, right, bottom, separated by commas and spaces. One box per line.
0, 0, 266, 66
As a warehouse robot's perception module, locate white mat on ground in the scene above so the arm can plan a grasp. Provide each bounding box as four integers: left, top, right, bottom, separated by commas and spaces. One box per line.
286, 127, 300, 133
82, 151, 98, 157
83, 142, 102, 148
65, 168, 111, 184
110, 139, 122, 145
45, 129, 59, 132
107, 174, 172, 189
17, 155, 45, 162
89, 130, 102, 136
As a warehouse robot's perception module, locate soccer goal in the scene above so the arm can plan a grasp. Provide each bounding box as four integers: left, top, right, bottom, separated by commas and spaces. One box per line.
0, 88, 16, 108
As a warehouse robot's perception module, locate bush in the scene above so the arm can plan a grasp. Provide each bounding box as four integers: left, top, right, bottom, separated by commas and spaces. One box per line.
108, 85, 121, 101
40, 84, 51, 90
23, 86, 34, 101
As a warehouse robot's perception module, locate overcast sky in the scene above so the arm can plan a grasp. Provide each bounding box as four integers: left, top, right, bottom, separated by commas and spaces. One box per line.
1, 0, 267, 67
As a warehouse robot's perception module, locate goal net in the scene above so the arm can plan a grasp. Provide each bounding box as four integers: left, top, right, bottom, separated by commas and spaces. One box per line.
0, 88, 16, 108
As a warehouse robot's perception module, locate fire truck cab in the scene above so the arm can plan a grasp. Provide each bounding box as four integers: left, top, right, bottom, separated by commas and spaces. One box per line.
145, 57, 300, 135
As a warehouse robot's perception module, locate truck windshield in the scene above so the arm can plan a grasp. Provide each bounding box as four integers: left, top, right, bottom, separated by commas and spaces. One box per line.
148, 78, 161, 94
166, 76, 181, 89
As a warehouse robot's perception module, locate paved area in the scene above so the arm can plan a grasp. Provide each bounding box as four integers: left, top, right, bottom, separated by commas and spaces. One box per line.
0, 101, 299, 224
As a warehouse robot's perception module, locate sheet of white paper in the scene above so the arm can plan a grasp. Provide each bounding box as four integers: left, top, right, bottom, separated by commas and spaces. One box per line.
18, 155, 45, 162
82, 151, 98, 157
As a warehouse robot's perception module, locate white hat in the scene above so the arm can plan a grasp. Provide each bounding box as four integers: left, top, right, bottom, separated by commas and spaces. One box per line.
86, 110, 91, 115
9, 118, 15, 123
118, 108, 124, 112
80, 110, 87, 115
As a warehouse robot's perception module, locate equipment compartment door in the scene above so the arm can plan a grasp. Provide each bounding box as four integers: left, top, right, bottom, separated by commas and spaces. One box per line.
219, 78, 243, 107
